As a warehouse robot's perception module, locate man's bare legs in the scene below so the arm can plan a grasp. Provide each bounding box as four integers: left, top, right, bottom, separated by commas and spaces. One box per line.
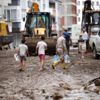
19, 60, 25, 71
39, 55, 45, 71
39, 60, 44, 71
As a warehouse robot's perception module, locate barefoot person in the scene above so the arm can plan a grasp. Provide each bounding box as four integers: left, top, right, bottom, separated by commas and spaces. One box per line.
16, 39, 28, 71
36, 36, 47, 71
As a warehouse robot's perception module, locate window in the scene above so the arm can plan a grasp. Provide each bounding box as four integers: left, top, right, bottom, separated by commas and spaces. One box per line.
11, 9, 17, 21
4, 10, 6, 19
92, 31, 98, 35
92, 13, 100, 24
82, 1, 84, 5
23, 17, 25, 22
28, 1, 32, 8
77, 1, 80, 5
78, 17, 80, 22
96, 2, 99, 6
12, 0, 20, 5
7, 10, 10, 21
92, 1, 94, 6
78, 9, 80, 14
43, 4, 45, 10
12, 22, 20, 29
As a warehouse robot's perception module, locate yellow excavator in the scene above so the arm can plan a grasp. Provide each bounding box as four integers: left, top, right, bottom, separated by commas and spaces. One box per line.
0, 21, 13, 50
25, 2, 57, 55
81, 0, 100, 51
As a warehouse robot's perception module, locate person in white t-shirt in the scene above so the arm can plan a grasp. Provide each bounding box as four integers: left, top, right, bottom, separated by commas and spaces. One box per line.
82, 30, 89, 52
17, 39, 28, 71
82, 30, 88, 41
36, 36, 47, 71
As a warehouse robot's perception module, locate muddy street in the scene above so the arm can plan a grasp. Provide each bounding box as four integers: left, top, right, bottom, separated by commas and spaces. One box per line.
0, 48, 100, 100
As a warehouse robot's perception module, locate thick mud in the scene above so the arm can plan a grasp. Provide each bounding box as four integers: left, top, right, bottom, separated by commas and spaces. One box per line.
0, 48, 100, 100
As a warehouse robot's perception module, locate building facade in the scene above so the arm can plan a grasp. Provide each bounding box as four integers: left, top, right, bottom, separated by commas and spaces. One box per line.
62, 0, 77, 29
1, 0, 77, 33
0, 0, 11, 19
3, 0, 62, 32
4, 0, 32, 32
77, 0, 100, 25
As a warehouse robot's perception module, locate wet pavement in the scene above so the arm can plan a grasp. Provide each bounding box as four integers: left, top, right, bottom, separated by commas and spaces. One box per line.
0, 48, 100, 100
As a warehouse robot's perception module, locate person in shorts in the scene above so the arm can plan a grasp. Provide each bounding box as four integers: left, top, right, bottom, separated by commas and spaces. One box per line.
36, 36, 47, 71
52, 32, 67, 69
78, 35, 86, 60
17, 39, 28, 71
82, 30, 89, 52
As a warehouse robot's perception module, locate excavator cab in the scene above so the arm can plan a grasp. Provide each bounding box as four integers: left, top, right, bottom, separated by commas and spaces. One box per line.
82, 0, 100, 33
25, 12, 51, 37
82, 11, 100, 33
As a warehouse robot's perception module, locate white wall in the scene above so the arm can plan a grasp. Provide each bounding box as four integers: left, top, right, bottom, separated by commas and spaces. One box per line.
4, 0, 28, 31
55, 2, 63, 32
0, 0, 11, 6
20, 0, 28, 31
0, 0, 11, 19
62, 0, 77, 29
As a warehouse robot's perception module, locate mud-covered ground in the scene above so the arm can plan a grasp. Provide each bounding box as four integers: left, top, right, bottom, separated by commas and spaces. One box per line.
0, 48, 100, 100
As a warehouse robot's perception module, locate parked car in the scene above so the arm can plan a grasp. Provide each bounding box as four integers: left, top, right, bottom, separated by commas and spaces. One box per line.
89, 30, 100, 59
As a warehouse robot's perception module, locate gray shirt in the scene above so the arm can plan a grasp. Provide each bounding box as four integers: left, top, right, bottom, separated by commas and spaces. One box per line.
56, 35, 67, 52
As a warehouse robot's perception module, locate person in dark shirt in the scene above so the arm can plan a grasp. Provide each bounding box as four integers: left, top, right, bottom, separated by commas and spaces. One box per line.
63, 30, 72, 55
